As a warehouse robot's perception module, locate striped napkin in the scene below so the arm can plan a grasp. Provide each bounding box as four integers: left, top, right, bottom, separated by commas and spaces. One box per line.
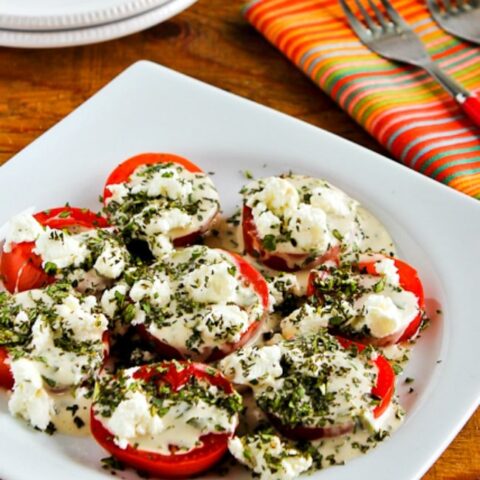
244, 0, 480, 199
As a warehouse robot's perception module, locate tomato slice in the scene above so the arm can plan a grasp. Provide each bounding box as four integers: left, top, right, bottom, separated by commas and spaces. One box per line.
103, 153, 215, 249
0, 207, 108, 293
141, 250, 269, 362
90, 362, 235, 479
228, 251, 270, 311
270, 337, 395, 441
0, 347, 14, 390
358, 256, 425, 343
33, 207, 109, 230
242, 205, 339, 272
1, 241, 52, 293
307, 255, 425, 344
103, 153, 203, 203
336, 337, 395, 419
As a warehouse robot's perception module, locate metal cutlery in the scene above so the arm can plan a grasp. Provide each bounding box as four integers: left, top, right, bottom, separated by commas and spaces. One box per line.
427, 0, 480, 45
339, 0, 480, 127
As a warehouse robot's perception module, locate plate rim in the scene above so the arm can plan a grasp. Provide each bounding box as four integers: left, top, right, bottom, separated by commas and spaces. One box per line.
0, 0, 197, 48
0, 60, 479, 480
0, 0, 173, 31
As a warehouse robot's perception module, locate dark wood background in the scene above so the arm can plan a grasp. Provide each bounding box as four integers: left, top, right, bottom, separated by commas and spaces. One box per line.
0, 1, 478, 478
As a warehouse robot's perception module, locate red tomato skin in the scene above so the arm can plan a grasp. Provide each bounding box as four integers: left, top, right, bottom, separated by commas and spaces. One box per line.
90, 362, 234, 478
242, 205, 340, 272
34, 207, 109, 230
103, 153, 203, 203
0, 347, 14, 390
1, 242, 52, 293
140, 250, 270, 362
91, 415, 229, 479
0, 207, 108, 293
268, 337, 395, 441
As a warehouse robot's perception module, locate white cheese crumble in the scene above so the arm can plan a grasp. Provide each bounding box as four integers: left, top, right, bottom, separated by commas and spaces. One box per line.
27, 307, 106, 388
358, 291, 419, 339
101, 284, 128, 319
280, 303, 329, 340
106, 391, 165, 449
250, 176, 299, 218
287, 203, 331, 252
374, 258, 400, 286
196, 305, 251, 344
8, 358, 56, 431
184, 262, 238, 304
361, 404, 395, 432
3, 211, 44, 253
219, 344, 283, 387
243, 175, 360, 255
93, 241, 126, 279
55, 294, 109, 343
228, 433, 312, 480
34, 228, 89, 269
266, 273, 300, 309
129, 276, 171, 308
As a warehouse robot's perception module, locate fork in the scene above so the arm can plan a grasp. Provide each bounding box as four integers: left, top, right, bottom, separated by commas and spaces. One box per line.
427, 0, 480, 45
339, 0, 480, 127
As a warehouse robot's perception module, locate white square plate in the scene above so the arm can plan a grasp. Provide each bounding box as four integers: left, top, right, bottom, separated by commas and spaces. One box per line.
0, 61, 479, 480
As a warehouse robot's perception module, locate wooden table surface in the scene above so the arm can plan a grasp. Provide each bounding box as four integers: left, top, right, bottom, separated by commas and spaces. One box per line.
0, 1, 478, 478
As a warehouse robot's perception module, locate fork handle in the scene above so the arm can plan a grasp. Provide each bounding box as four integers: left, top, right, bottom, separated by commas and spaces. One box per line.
424, 63, 480, 127
458, 94, 480, 128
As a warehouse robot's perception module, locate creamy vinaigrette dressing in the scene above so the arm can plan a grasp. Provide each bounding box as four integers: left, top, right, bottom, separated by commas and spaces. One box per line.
50, 390, 91, 436
205, 204, 396, 303
308, 403, 404, 465
238, 395, 403, 466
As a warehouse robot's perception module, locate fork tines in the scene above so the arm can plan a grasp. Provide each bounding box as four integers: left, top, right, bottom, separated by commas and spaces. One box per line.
339, 0, 407, 37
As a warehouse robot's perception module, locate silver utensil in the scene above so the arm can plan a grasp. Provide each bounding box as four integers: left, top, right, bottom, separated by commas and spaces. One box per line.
427, 0, 480, 45
339, 0, 480, 127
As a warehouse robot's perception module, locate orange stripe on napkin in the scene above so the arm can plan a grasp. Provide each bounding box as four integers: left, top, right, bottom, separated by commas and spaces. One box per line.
244, 0, 480, 199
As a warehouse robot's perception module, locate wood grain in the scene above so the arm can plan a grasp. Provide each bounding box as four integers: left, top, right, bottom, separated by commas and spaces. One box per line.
0, 1, 478, 478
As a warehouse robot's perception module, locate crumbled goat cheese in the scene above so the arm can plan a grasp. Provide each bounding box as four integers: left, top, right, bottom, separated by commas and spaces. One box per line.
359, 292, 419, 338
3, 211, 44, 253
8, 358, 55, 431
374, 258, 400, 286
219, 344, 283, 387
229, 433, 312, 480
93, 241, 127, 279
280, 304, 329, 339
34, 228, 89, 269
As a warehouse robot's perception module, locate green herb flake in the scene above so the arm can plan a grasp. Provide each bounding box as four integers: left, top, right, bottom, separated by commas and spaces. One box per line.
73, 416, 85, 429
262, 234, 277, 252
101, 456, 125, 471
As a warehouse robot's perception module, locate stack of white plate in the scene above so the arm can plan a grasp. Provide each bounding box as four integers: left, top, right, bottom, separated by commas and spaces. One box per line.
0, 0, 197, 48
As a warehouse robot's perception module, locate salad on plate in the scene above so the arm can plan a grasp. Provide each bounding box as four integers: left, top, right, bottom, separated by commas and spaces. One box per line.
0, 152, 428, 479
